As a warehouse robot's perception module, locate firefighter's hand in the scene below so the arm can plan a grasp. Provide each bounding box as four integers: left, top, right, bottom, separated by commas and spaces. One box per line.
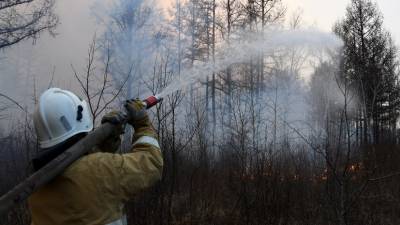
101, 110, 125, 135
97, 111, 125, 153
124, 99, 149, 128
101, 110, 126, 126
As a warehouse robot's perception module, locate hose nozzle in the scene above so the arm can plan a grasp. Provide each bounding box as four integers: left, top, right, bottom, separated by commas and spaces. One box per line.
143, 95, 163, 109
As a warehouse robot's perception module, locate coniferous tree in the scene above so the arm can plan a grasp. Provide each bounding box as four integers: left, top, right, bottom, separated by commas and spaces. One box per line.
334, 0, 399, 144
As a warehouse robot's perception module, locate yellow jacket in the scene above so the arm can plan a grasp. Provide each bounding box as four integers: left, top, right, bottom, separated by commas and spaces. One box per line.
28, 125, 163, 225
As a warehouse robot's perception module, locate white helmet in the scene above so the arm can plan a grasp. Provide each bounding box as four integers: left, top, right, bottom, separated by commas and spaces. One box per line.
33, 88, 93, 149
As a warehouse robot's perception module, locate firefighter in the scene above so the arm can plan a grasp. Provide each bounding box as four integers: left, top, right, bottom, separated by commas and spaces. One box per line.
28, 88, 163, 225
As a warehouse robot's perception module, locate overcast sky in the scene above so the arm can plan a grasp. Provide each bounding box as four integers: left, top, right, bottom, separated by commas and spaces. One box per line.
284, 0, 400, 42
0, 0, 399, 118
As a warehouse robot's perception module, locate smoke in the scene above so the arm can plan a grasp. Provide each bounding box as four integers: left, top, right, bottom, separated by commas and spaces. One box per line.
92, 0, 166, 99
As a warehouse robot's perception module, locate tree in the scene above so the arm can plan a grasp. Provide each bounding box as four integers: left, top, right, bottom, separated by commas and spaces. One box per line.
243, 0, 286, 30
0, 0, 58, 49
334, 0, 400, 144
96, 0, 164, 99
72, 37, 128, 126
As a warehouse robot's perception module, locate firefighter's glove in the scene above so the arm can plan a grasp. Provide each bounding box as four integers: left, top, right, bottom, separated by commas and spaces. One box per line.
95, 110, 125, 153
124, 99, 150, 129
101, 110, 125, 134
101, 110, 126, 126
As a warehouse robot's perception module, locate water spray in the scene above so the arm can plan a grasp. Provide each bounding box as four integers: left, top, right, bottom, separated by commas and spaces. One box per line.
156, 29, 343, 98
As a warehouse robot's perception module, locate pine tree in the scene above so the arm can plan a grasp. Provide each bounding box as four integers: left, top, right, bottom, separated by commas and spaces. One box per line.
334, 0, 399, 144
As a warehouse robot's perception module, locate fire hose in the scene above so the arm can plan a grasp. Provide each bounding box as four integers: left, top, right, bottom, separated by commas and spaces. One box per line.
0, 95, 163, 216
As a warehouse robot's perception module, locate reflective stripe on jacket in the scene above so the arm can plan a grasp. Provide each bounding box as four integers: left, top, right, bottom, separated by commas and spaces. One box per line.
29, 124, 163, 225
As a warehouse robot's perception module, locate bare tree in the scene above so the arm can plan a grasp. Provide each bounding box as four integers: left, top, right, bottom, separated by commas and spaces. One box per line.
0, 93, 26, 114
72, 36, 129, 126
0, 0, 58, 49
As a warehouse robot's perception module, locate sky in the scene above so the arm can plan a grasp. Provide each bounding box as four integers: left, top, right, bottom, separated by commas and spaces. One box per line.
283, 0, 400, 42
0, 0, 399, 118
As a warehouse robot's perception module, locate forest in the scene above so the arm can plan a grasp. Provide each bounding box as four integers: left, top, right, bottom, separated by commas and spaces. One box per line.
1, 0, 400, 224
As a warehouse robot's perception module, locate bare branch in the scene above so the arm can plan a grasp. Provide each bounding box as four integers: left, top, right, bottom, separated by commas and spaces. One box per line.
0, 92, 27, 114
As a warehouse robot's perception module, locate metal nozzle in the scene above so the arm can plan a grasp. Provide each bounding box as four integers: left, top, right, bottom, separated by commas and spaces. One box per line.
143, 95, 163, 109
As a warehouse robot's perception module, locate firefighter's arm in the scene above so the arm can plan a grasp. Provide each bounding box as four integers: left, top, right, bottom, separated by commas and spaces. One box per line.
117, 99, 163, 199
82, 100, 162, 200
80, 134, 162, 202
117, 122, 163, 200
